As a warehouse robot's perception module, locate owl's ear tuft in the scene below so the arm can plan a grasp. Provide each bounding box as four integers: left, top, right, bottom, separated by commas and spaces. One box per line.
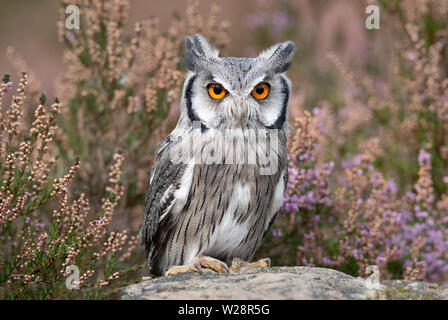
184, 34, 219, 72
259, 40, 296, 74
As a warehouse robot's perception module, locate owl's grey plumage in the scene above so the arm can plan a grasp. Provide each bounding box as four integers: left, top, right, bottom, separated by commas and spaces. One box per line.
142, 34, 295, 276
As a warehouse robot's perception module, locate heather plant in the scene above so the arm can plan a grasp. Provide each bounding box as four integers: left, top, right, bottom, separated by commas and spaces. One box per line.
0, 0, 230, 299
260, 106, 448, 282
254, 0, 448, 283
55, 0, 229, 228
0, 74, 138, 299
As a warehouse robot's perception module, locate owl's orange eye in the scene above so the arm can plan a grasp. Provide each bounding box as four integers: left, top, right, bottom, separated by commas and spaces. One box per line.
251, 82, 270, 100
208, 83, 226, 100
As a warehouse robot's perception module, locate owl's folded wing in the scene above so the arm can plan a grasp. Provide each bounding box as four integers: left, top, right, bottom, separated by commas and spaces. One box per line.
141, 135, 189, 260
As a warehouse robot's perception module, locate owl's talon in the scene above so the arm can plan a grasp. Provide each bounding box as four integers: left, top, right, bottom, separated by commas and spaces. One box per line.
231, 257, 271, 270
165, 256, 229, 276
256, 257, 271, 268
165, 263, 202, 276
193, 262, 203, 273
231, 257, 247, 269
195, 255, 229, 273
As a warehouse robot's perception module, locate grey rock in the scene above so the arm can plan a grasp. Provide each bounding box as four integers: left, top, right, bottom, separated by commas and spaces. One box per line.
121, 266, 448, 300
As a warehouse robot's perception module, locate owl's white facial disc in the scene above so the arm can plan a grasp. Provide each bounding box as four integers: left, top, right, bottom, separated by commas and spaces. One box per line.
181, 34, 295, 131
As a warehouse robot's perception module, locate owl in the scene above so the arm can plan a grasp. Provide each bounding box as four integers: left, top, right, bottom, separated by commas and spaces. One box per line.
141, 34, 295, 276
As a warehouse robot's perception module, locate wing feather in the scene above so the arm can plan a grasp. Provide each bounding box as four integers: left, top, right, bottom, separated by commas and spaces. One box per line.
141, 135, 188, 262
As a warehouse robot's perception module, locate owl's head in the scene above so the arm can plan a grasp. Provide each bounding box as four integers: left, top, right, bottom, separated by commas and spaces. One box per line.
177, 34, 295, 131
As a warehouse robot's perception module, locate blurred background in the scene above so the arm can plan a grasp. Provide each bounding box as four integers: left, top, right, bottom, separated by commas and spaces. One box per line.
0, 0, 251, 95
0, 0, 388, 99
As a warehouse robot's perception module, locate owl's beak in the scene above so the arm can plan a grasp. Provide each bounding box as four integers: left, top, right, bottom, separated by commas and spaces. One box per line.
237, 99, 244, 117
235, 96, 246, 126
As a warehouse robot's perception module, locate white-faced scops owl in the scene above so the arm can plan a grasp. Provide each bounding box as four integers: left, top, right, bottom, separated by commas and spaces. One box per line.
141, 34, 295, 276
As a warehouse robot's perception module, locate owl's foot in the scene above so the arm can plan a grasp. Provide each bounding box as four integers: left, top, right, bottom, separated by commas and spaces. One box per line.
165, 255, 229, 276
194, 255, 229, 273
230, 257, 271, 270
165, 262, 202, 276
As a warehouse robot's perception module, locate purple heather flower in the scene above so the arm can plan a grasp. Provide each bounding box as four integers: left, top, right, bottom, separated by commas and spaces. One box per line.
65, 31, 75, 42
406, 191, 416, 200
310, 214, 320, 224
418, 149, 431, 164
342, 154, 363, 169
376, 255, 386, 265
271, 228, 283, 238
386, 180, 397, 194
407, 52, 417, 61
304, 232, 315, 240
5, 81, 12, 91
370, 172, 382, 186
